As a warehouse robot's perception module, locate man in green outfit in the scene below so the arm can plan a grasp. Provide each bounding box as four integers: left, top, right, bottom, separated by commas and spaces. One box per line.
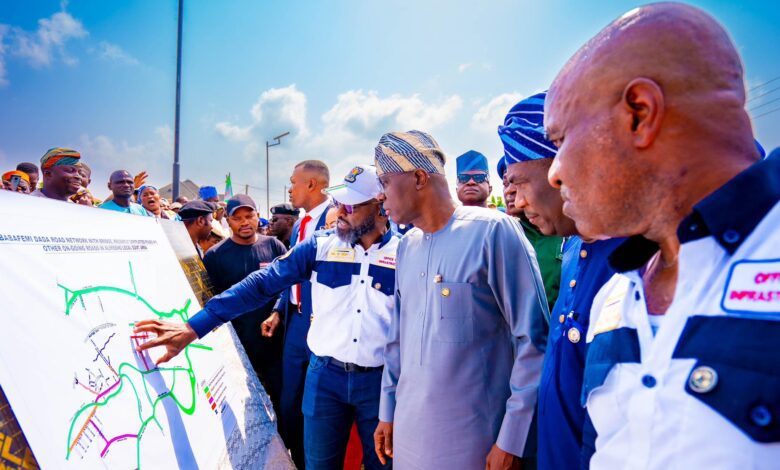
498, 157, 562, 314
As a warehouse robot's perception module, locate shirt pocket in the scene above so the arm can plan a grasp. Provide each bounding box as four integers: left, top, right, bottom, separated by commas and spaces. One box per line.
314, 261, 356, 289
672, 315, 780, 443
432, 282, 474, 343
368, 264, 395, 296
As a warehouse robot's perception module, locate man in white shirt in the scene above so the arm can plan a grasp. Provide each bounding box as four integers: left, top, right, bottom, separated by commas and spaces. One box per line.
135, 165, 395, 469
545, 3, 780, 468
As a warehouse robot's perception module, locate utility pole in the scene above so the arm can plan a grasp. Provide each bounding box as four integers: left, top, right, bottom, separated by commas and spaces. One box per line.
171, 0, 184, 200
265, 131, 290, 216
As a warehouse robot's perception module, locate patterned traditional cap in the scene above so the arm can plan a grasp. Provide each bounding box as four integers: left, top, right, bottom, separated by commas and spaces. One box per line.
374, 130, 446, 176
456, 150, 489, 174
496, 157, 507, 180
40, 147, 81, 170
2, 170, 30, 183
497, 92, 557, 164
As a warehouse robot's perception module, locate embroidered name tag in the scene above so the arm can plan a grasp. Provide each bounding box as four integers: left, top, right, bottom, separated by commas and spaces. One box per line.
374, 254, 396, 269
721, 259, 780, 315
327, 248, 355, 262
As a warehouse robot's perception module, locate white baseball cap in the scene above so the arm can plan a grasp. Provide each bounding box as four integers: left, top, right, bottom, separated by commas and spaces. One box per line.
323, 165, 381, 205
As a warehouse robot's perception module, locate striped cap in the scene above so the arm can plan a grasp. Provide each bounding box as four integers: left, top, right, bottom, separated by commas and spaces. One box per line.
374, 130, 446, 176
2, 170, 30, 183
40, 147, 81, 170
497, 91, 557, 164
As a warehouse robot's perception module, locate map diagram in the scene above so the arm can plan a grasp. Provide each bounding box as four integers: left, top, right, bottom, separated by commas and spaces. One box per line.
60, 262, 231, 469
0, 193, 294, 470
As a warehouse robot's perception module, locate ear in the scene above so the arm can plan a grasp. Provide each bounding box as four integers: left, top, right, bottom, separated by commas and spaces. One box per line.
413, 170, 430, 190
622, 78, 664, 149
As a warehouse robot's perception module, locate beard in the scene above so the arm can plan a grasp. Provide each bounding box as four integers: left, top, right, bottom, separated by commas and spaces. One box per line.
336, 216, 376, 244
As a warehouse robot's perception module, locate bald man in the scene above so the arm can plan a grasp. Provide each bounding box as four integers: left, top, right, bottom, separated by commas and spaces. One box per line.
545, 3, 780, 468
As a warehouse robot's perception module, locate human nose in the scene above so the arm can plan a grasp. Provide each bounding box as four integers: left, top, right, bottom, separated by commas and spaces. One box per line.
548, 156, 563, 189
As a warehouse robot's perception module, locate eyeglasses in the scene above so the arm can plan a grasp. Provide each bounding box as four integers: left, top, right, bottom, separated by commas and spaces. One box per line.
334, 199, 376, 215
457, 173, 488, 184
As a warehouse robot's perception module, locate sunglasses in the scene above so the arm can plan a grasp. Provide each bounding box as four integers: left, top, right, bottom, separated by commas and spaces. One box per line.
457, 173, 488, 184
334, 199, 376, 215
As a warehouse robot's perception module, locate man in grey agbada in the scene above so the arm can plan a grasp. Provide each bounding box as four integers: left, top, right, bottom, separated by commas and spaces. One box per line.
372, 130, 548, 469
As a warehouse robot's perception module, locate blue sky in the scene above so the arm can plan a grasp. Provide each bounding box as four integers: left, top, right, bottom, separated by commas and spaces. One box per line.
1, 0, 779, 212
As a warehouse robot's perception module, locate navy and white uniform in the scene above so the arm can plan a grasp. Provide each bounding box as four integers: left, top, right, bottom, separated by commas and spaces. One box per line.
582, 157, 780, 469
188, 228, 399, 469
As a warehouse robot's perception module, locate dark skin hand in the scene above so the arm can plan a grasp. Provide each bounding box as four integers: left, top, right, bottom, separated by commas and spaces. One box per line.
374, 421, 393, 465
133, 320, 198, 365
485, 444, 522, 470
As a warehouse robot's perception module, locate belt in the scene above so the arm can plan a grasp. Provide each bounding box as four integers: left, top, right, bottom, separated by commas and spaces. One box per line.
326, 357, 383, 373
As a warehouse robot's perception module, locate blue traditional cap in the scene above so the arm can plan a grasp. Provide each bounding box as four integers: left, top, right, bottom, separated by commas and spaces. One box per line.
497, 91, 558, 164
456, 150, 488, 175
496, 157, 507, 179
259, 217, 269, 227
199, 185, 218, 200
374, 130, 446, 176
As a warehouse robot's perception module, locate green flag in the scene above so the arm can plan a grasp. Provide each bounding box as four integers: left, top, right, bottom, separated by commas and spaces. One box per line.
225, 173, 234, 198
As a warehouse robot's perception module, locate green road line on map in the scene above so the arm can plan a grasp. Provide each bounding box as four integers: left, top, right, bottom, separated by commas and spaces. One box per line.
61, 262, 206, 469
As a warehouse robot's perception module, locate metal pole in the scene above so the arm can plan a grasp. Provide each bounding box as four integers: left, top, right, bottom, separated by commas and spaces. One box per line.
265, 141, 270, 218
265, 131, 290, 217
172, 0, 184, 200
283, 185, 287, 203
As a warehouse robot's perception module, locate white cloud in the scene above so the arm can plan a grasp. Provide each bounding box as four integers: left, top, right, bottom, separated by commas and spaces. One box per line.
458, 63, 472, 73
78, 126, 172, 195
320, 90, 462, 140
96, 41, 139, 65
0, 25, 8, 87
10, 10, 87, 68
471, 92, 524, 134
216, 84, 309, 143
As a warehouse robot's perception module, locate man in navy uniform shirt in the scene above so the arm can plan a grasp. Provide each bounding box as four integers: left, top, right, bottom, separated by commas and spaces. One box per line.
498, 92, 622, 469
135, 165, 395, 470
546, 4, 780, 468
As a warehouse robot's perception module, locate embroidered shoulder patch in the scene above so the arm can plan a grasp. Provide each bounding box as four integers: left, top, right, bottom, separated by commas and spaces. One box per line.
721, 258, 780, 316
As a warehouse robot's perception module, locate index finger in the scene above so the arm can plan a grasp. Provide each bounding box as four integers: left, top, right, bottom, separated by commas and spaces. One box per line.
135, 335, 169, 352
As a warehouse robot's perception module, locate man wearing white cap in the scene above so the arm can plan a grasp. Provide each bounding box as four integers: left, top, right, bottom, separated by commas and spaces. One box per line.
134, 165, 396, 470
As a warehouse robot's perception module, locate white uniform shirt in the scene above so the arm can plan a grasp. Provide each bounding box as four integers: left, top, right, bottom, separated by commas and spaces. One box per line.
307, 230, 399, 367
583, 158, 780, 469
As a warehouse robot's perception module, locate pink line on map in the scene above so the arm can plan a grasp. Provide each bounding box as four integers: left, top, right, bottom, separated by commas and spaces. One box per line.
95, 380, 119, 402
89, 420, 108, 443
100, 433, 138, 457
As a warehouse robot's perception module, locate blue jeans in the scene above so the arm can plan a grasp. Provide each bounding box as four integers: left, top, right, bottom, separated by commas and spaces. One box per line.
302, 355, 391, 470
280, 310, 311, 469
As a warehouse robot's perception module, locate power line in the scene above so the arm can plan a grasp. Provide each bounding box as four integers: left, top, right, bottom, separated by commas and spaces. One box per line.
752, 105, 780, 120
747, 84, 780, 103
748, 95, 780, 112
748, 76, 780, 92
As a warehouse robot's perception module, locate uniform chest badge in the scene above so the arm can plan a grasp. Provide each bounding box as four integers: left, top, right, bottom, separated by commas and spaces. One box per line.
591, 277, 631, 338
721, 259, 780, 316
327, 247, 356, 262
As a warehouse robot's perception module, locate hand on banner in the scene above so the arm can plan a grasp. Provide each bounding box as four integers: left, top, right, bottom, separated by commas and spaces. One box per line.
133, 319, 198, 364
485, 444, 522, 470
134, 171, 149, 189
261, 311, 281, 337
374, 421, 394, 465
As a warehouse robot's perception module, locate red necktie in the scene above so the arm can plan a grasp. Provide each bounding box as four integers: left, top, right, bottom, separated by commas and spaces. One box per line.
295, 215, 312, 310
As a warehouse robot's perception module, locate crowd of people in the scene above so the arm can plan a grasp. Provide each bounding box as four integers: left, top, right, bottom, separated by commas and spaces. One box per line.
6, 3, 780, 469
